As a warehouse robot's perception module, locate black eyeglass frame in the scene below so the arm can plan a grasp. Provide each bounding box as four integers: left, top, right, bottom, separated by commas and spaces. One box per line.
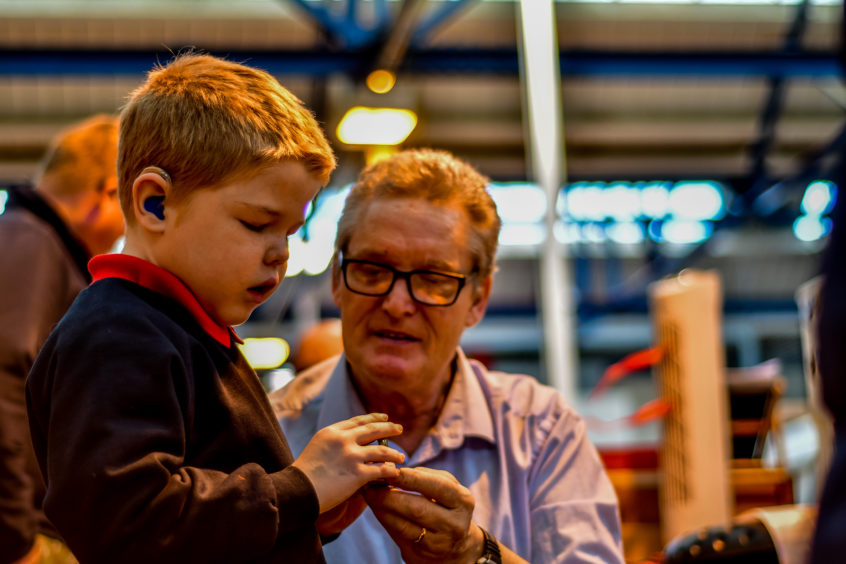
339, 254, 470, 307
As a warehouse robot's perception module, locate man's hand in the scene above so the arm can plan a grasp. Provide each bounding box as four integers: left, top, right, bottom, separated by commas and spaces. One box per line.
292, 413, 404, 512
362, 466, 484, 564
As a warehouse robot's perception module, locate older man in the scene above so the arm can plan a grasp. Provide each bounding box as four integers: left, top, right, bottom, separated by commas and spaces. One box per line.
272, 149, 623, 563
0, 114, 123, 563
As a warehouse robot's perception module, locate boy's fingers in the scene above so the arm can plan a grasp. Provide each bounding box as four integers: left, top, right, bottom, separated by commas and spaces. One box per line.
334, 412, 389, 430
353, 422, 404, 445
362, 446, 405, 465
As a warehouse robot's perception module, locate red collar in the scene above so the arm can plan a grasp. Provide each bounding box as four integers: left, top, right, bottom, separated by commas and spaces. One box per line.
88, 254, 241, 348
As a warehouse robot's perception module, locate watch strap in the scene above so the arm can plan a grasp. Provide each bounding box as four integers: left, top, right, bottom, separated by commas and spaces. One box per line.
475, 527, 502, 564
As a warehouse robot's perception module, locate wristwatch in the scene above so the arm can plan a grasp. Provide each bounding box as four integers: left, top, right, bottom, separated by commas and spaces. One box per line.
475, 527, 502, 564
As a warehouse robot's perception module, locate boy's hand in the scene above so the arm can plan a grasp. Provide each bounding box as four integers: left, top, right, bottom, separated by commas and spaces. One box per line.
292, 413, 404, 512
315, 489, 368, 537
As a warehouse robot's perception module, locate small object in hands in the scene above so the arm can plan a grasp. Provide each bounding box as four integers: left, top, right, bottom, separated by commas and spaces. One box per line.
414, 527, 427, 544
368, 438, 392, 488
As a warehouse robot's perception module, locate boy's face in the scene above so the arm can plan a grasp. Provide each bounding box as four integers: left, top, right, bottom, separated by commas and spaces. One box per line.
156, 161, 321, 327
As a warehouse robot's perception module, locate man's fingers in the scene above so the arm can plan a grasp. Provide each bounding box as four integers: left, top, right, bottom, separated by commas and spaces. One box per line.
390, 467, 469, 509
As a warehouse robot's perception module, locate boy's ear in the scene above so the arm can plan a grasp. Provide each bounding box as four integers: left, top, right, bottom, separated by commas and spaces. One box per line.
132, 169, 170, 232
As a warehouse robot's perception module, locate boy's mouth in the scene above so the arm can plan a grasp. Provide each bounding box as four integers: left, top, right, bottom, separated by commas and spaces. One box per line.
248, 280, 277, 301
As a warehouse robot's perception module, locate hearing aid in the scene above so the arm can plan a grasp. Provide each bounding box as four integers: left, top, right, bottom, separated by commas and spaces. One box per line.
139, 166, 171, 220
143, 196, 165, 220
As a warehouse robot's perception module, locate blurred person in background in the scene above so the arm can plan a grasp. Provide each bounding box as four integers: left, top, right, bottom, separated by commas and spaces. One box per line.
272, 149, 623, 564
0, 114, 123, 564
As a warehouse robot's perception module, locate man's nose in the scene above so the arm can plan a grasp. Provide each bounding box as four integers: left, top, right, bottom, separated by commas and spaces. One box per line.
381, 275, 416, 315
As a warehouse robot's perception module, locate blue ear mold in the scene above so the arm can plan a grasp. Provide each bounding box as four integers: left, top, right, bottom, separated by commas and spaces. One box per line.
144, 196, 165, 220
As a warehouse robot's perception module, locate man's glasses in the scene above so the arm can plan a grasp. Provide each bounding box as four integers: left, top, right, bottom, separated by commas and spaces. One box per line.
340, 255, 470, 307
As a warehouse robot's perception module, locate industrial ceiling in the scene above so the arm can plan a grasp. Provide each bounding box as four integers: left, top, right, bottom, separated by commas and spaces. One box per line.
0, 0, 842, 196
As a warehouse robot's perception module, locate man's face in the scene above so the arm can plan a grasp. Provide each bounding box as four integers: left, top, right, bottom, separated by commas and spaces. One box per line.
333, 197, 491, 393
156, 161, 321, 327
87, 176, 125, 255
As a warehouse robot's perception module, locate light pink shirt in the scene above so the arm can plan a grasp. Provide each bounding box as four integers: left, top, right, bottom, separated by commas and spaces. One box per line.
271, 349, 624, 563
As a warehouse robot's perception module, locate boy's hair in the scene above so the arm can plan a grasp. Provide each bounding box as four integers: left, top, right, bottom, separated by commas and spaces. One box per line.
118, 52, 336, 221
36, 114, 119, 198
335, 148, 501, 280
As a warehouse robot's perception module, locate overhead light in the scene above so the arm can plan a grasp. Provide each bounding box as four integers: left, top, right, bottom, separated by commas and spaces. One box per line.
366, 69, 396, 94
801, 180, 837, 216
337, 106, 417, 146
668, 181, 725, 221
793, 215, 832, 242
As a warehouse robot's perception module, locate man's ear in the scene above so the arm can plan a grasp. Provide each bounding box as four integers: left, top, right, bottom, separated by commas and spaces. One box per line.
132, 169, 170, 232
330, 258, 343, 308
465, 274, 492, 328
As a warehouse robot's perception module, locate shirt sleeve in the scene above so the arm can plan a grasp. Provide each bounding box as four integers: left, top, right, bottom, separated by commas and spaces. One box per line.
527, 406, 625, 564
26, 308, 316, 564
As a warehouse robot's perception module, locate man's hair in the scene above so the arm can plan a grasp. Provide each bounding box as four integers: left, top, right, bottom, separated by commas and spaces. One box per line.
36, 114, 119, 198
335, 148, 501, 280
118, 52, 336, 221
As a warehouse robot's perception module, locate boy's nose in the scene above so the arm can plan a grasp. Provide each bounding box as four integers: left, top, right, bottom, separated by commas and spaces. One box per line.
265, 239, 289, 266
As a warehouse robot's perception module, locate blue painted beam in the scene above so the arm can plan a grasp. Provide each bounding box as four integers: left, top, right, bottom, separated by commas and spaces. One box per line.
0, 47, 840, 79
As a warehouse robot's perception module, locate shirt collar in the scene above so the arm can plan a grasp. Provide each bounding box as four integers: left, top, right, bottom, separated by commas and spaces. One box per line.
88, 254, 241, 348
316, 349, 495, 462
426, 349, 495, 453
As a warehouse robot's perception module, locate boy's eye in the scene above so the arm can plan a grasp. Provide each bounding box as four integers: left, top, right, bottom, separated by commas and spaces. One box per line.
239, 220, 266, 232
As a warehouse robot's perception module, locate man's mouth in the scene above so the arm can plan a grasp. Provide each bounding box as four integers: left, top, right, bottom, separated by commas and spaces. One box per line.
373, 330, 419, 342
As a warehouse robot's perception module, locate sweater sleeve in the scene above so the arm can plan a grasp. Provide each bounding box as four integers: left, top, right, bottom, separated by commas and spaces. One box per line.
26, 304, 319, 564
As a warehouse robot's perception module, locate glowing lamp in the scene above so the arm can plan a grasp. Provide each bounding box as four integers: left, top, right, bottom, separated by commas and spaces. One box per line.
337, 106, 417, 146
239, 338, 290, 370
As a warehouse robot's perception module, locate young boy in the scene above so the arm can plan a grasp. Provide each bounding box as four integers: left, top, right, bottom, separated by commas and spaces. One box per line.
25, 53, 404, 564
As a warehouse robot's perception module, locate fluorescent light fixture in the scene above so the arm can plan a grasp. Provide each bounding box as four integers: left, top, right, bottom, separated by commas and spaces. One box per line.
239, 337, 290, 370
607, 221, 645, 245
566, 183, 606, 221
793, 215, 831, 242
337, 106, 417, 146
801, 180, 837, 216
668, 181, 725, 220
582, 223, 607, 243
285, 236, 306, 278
604, 182, 641, 221
489, 182, 546, 223
499, 223, 546, 246
640, 182, 670, 219
554, 220, 581, 244
661, 219, 712, 244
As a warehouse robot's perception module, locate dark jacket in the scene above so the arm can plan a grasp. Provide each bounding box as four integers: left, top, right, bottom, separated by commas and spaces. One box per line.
26, 268, 323, 564
0, 185, 88, 562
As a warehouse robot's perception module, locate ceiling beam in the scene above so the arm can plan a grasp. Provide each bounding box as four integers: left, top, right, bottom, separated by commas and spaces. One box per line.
0, 47, 839, 79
